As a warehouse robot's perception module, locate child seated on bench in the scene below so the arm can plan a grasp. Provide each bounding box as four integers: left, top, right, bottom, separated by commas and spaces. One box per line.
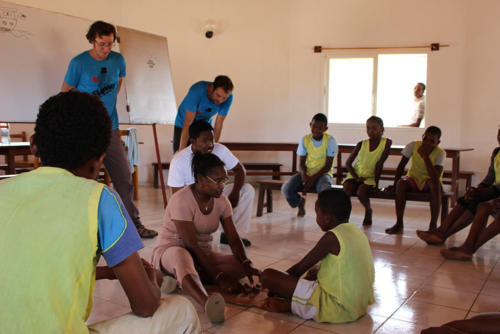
417, 127, 500, 244
343, 116, 392, 226
282, 113, 338, 217
385, 126, 444, 234
261, 189, 375, 323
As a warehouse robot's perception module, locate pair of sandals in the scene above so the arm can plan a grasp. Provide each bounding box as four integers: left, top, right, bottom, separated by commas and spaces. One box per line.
161, 275, 226, 324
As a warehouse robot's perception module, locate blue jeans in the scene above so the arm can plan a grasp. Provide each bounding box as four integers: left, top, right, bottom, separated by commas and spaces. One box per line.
281, 173, 333, 208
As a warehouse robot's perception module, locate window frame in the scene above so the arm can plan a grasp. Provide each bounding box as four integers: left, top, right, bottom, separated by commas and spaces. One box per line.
322, 50, 429, 127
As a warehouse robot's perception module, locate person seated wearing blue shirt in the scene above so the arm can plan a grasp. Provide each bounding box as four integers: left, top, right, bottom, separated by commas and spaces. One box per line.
173, 76, 234, 152
0, 91, 199, 334
282, 113, 338, 217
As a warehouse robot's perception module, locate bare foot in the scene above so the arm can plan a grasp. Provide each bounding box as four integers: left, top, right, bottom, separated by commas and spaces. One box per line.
385, 223, 403, 234
363, 209, 373, 226
440, 247, 473, 261
297, 197, 306, 217
416, 230, 445, 245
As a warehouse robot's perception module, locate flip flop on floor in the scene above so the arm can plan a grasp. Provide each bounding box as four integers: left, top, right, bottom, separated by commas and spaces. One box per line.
205, 293, 226, 324
161, 275, 178, 294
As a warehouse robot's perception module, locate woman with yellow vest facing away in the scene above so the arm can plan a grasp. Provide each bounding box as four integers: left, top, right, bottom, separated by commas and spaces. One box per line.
282, 113, 338, 217
343, 116, 392, 226
261, 189, 375, 324
385, 126, 444, 234
417, 127, 500, 246
0, 92, 200, 334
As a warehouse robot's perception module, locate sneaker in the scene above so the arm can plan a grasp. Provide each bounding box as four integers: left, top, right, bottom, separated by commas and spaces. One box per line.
220, 232, 251, 247
136, 223, 158, 238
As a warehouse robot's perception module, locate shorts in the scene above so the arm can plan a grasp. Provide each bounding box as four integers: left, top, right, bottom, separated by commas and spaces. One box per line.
456, 188, 500, 214
291, 278, 318, 320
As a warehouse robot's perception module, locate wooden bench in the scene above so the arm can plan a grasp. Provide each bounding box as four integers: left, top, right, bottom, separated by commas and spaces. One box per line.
152, 162, 283, 188
336, 167, 474, 188
255, 180, 452, 224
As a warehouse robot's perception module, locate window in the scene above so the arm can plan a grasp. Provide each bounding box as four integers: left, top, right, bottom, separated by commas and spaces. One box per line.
326, 53, 427, 127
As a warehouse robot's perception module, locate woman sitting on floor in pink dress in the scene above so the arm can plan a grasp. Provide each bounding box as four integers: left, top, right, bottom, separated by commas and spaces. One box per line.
152, 152, 260, 324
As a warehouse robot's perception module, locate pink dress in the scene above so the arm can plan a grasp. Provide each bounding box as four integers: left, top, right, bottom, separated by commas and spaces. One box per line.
151, 186, 232, 283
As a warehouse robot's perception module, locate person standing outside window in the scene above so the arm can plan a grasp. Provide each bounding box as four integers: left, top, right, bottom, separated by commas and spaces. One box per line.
404, 82, 426, 127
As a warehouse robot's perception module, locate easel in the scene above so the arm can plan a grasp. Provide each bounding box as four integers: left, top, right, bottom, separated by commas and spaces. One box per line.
152, 123, 168, 208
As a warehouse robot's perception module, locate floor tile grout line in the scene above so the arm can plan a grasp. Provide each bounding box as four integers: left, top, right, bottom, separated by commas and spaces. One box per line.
465, 256, 499, 318
374, 254, 449, 333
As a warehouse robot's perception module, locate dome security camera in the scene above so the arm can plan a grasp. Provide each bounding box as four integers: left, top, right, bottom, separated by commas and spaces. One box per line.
205, 30, 214, 39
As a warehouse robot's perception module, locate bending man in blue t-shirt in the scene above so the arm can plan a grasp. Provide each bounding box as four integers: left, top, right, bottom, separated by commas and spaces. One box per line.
173, 75, 234, 153
61, 21, 157, 238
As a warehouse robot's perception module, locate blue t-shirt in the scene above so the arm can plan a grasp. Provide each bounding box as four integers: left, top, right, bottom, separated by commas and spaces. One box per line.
297, 135, 338, 157
174, 81, 233, 128
64, 51, 126, 130
98, 186, 143, 267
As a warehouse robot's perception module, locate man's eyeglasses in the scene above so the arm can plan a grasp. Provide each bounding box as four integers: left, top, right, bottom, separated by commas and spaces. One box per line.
205, 175, 229, 185
95, 41, 115, 48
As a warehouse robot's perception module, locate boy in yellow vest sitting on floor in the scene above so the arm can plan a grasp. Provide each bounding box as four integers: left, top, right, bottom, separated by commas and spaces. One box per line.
0, 92, 199, 334
261, 189, 375, 323
282, 113, 338, 217
385, 126, 444, 234
343, 116, 392, 226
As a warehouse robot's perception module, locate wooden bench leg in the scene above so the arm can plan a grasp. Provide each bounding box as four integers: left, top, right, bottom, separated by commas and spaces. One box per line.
153, 164, 159, 188
266, 188, 273, 213
272, 166, 280, 180
441, 195, 449, 224
256, 184, 266, 217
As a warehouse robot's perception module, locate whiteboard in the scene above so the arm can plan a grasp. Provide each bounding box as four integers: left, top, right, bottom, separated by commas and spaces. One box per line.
0, 1, 175, 124
117, 27, 176, 124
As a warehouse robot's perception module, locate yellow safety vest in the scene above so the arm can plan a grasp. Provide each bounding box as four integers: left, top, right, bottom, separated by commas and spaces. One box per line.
344, 138, 388, 186
304, 133, 334, 177
308, 223, 375, 323
407, 141, 444, 190
0, 167, 103, 334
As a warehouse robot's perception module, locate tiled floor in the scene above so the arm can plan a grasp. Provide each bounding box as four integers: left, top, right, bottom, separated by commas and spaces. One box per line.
87, 186, 500, 333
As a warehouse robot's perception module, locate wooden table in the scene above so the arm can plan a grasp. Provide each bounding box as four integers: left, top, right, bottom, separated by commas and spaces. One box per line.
336, 144, 474, 206
0, 141, 31, 174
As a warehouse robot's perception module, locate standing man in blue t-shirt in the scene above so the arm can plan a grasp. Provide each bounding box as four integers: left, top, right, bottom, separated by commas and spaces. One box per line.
61, 21, 157, 238
173, 76, 234, 153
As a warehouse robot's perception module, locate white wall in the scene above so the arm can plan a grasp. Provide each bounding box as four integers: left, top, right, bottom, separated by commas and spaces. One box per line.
460, 0, 500, 178
6, 0, 497, 188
